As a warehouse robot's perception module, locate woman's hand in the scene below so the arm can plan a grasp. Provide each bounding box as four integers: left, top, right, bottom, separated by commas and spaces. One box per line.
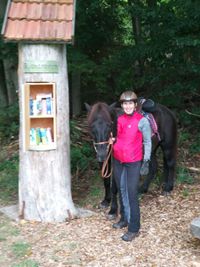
140, 160, 150, 175
109, 137, 115, 145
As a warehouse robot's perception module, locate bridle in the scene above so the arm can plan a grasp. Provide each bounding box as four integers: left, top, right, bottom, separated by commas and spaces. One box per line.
93, 134, 113, 178
93, 140, 110, 153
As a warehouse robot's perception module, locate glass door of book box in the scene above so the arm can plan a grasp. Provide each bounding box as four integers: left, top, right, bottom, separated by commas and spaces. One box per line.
24, 83, 56, 150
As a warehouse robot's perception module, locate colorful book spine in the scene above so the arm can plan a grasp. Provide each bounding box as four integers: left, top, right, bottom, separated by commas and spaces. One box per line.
41, 99, 47, 115
29, 97, 33, 115
30, 127, 53, 145
30, 128, 36, 145
46, 97, 52, 115
40, 128, 48, 145
36, 128, 41, 145
46, 128, 53, 143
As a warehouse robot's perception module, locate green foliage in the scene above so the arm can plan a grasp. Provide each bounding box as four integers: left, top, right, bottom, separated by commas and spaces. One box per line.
70, 120, 97, 174
11, 242, 31, 258
0, 155, 18, 205
189, 132, 200, 154
70, 144, 95, 174
0, 102, 19, 142
69, 0, 200, 136
0, 216, 20, 241
181, 188, 190, 198
11, 260, 39, 267
178, 129, 190, 146
176, 166, 194, 184
0, 19, 18, 62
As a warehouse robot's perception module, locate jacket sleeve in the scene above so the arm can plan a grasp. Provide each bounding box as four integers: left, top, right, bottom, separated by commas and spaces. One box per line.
138, 117, 152, 161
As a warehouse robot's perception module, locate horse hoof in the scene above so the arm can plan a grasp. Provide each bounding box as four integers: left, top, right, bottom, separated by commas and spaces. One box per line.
99, 200, 110, 209
139, 186, 148, 194
106, 213, 117, 220
161, 191, 171, 196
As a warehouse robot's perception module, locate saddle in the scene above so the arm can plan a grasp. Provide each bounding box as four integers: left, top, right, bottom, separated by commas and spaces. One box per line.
138, 98, 161, 141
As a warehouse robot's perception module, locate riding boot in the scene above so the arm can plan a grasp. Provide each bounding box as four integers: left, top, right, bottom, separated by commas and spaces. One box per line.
113, 220, 128, 229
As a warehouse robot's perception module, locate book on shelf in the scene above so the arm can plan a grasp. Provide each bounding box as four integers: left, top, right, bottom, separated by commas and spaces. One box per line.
30, 127, 53, 146
29, 93, 53, 116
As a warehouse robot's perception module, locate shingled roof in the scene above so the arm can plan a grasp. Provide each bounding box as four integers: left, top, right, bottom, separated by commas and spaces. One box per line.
1, 0, 76, 43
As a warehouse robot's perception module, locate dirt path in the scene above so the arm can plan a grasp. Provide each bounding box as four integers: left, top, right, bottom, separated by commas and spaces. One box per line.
1, 183, 200, 267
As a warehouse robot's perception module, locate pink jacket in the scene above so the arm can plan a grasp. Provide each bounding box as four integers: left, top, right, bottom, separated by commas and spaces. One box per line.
113, 112, 144, 163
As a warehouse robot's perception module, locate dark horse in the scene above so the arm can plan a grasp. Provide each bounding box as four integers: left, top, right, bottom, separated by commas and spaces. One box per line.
85, 100, 177, 218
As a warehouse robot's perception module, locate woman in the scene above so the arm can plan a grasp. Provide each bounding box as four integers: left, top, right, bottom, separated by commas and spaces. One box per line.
112, 91, 152, 242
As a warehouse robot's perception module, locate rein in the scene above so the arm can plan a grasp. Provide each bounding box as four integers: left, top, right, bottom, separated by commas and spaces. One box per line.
101, 142, 113, 178
93, 134, 113, 178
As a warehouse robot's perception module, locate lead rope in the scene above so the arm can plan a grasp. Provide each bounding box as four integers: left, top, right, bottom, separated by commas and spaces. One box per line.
101, 134, 113, 178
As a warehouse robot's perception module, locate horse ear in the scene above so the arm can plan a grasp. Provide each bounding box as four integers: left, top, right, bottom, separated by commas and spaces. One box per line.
109, 102, 117, 112
84, 102, 91, 112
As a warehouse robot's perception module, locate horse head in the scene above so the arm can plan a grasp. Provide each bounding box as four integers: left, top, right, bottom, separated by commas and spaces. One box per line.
85, 102, 116, 162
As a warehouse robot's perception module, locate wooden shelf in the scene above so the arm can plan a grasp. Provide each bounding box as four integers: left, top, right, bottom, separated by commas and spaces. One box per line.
24, 82, 57, 151
29, 144, 57, 151
30, 115, 54, 119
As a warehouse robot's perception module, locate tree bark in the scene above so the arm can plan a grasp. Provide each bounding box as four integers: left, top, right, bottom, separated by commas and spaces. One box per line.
0, 60, 8, 107
18, 44, 78, 222
128, 0, 144, 76
3, 58, 18, 105
0, 0, 7, 19
71, 70, 81, 117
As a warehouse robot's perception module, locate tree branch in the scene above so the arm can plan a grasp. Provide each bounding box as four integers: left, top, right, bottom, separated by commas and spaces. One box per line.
185, 109, 200, 118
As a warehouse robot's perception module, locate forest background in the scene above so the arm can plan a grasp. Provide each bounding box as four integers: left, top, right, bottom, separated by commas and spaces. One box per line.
0, 0, 199, 197
0, 1, 200, 266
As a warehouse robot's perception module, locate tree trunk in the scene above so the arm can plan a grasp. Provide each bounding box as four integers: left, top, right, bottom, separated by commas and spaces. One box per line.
3, 58, 18, 105
71, 70, 81, 117
0, 60, 8, 107
128, 0, 144, 76
18, 44, 78, 222
0, 0, 7, 19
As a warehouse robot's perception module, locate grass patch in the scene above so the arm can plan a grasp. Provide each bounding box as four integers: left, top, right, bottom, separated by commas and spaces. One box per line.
11, 259, 39, 267
76, 172, 104, 207
0, 215, 20, 240
182, 188, 190, 198
0, 155, 18, 205
176, 166, 194, 185
11, 242, 32, 258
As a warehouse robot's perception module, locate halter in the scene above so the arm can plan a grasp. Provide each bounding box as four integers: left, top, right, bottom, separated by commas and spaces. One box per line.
93, 133, 113, 178
93, 140, 110, 153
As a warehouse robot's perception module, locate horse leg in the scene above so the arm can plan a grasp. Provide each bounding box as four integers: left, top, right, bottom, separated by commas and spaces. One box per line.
139, 153, 158, 193
161, 146, 176, 194
107, 176, 118, 220
99, 177, 111, 209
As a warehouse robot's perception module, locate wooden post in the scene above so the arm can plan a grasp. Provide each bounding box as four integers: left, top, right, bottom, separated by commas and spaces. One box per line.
18, 44, 78, 222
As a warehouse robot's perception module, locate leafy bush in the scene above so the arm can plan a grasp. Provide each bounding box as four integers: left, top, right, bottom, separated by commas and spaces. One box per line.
70, 120, 97, 175
71, 144, 95, 174
0, 102, 19, 143
0, 155, 18, 204
176, 166, 194, 185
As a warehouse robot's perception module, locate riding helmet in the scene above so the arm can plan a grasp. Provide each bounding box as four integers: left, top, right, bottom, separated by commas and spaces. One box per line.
119, 91, 137, 103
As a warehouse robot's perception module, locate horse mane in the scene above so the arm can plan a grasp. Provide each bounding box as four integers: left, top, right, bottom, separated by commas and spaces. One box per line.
87, 102, 112, 126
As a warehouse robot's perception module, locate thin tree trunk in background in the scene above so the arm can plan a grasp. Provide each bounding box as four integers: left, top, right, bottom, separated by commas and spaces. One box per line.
0, 60, 8, 106
128, 0, 144, 76
147, 0, 157, 8
18, 43, 78, 222
0, 0, 7, 19
3, 58, 18, 105
71, 70, 81, 117
147, 0, 157, 40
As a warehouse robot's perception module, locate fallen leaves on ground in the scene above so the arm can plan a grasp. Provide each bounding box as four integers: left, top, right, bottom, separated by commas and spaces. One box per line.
1, 183, 200, 267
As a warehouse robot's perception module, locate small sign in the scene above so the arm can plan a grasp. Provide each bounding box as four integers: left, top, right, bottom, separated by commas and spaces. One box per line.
24, 60, 59, 73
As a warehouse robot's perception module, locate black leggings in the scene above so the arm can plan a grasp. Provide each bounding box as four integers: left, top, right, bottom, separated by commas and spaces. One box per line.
113, 158, 142, 233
